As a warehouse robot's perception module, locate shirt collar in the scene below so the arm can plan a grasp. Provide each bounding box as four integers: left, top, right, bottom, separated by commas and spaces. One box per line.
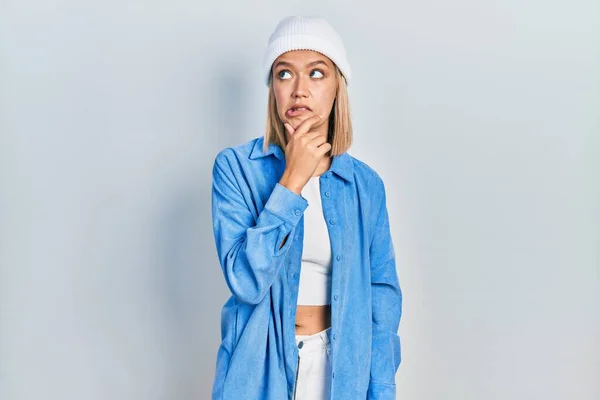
249, 136, 285, 160
249, 136, 354, 183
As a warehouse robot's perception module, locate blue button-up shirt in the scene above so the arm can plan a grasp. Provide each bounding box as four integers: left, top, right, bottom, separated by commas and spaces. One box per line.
211, 136, 402, 399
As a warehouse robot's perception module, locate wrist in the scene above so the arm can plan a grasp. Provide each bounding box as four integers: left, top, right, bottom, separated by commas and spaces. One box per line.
279, 173, 303, 195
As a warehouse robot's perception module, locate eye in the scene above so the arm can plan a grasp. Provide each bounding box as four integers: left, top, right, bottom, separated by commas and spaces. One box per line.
277, 70, 292, 80
310, 69, 324, 79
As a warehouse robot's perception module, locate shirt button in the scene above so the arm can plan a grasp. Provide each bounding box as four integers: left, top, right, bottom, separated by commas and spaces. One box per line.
336, 254, 342, 261
294, 210, 301, 216
334, 294, 339, 300
329, 219, 336, 225
332, 372, 336, 379
333, 333, 337, 340
325, 191, 330, 197
326, 172, 332, 178
298, 341, 304, 349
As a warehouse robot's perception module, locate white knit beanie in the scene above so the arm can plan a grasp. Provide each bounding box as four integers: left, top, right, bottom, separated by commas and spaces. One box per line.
263, 16, 351, 86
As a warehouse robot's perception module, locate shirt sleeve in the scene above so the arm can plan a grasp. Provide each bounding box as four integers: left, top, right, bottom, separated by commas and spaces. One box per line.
367, 176, 403, 399
211, 150, 308, 305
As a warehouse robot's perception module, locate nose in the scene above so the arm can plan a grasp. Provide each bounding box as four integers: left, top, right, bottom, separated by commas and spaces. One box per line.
292, 75, 309, 98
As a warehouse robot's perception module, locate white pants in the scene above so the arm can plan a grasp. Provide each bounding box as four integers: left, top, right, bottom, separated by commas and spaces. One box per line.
293, 327, 332, 400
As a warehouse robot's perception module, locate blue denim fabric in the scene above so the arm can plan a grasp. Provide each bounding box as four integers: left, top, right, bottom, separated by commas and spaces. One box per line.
211, 136, 402, 399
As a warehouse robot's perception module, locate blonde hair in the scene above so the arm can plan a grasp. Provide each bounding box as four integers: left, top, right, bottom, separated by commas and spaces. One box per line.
264, 63, 353, 156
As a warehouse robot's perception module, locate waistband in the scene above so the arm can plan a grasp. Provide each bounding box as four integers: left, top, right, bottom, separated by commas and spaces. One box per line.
295, 327, 331, 353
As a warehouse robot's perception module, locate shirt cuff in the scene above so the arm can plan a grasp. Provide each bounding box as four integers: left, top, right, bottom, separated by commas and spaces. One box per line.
263, 182, 308, 226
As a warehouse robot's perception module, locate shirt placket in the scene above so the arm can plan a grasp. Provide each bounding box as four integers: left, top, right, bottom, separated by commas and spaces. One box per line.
319, 171, 345, 389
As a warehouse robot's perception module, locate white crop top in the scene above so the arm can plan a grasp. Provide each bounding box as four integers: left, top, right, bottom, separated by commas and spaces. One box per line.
296, 175, 333, 306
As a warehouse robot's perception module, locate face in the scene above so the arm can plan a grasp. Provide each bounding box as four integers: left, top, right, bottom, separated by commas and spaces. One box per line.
271, 50, 337, 137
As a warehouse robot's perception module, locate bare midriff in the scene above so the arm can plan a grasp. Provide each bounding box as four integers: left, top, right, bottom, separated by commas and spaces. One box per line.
295, 304, 331, 335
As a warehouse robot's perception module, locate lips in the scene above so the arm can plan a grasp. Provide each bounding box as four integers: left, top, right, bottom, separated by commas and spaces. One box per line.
286, 104, 312, 117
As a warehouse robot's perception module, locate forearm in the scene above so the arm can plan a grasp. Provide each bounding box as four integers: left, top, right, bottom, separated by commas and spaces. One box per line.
212, 153, 308, 304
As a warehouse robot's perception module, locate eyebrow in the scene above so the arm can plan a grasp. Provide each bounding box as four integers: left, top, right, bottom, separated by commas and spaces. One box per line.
273, 60, 329, 69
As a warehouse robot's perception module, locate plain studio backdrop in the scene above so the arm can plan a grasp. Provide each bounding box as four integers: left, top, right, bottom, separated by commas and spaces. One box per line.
0, 0, 598, 399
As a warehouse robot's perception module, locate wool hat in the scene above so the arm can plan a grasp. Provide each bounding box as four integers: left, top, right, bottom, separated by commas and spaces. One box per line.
262, 16, 351, 86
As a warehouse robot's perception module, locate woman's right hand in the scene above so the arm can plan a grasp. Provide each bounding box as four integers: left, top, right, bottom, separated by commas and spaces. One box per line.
279, 115, 332, 195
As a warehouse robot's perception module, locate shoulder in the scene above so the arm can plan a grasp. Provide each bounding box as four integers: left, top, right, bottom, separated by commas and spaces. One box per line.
212, 137, 261, 178
347, 154, 390, 226
347, 154, 386, 193
214, 137, 258, 164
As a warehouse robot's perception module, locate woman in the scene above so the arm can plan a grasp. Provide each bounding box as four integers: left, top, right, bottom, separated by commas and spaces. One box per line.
211, 16, 402, 400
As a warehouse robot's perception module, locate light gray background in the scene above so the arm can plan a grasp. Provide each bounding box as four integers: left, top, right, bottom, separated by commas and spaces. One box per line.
1, 0, 598, 399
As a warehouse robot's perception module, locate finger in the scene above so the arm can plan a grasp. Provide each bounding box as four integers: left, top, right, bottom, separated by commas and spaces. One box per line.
291, 128, 320, 140
294, 131, 321, 144
316, 142, 333, 157
308, 134, 328, 147
294, 115, 323, 135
